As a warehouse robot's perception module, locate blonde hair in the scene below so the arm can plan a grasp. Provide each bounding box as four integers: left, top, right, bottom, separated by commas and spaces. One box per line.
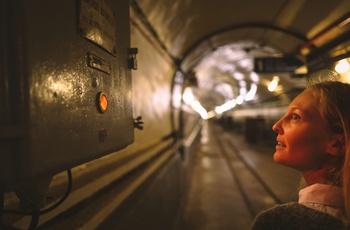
306, 76, 350, 222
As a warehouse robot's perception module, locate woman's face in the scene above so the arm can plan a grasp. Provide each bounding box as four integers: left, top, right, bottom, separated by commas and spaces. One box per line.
272, 90, 332, 172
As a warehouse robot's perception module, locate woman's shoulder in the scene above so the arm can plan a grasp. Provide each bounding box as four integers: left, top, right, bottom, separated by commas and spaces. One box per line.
251, 202, 347, 230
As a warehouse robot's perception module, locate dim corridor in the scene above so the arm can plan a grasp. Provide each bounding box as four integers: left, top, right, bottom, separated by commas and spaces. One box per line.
174, 120, 301, 230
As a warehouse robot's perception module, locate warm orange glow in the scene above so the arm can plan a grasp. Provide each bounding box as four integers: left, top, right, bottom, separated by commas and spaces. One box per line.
100, 94, 108, 111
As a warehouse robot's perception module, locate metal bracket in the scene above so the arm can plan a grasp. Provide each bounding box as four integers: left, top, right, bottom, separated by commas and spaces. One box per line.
133, 116, 144, 130
128, 48, 138, 70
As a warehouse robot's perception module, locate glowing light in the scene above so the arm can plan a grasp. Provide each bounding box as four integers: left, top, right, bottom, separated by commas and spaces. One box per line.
191, 101, 208, 119
233, 72, 244, 81
268, 76, 280, 92
182, 87, 209, 119
97, 92, 108, 113
335, 59, 350, 74
245, 83, 257, 101
239, 81, 247, 96
239, 80, 247, 87
182, 87, 195, 104
172, 72, 184, 109
215, 99, 236, 114
250, 72, 260, 83
99, 94, 108, 111
236, 95, 244, 104
237, 58, 253, 70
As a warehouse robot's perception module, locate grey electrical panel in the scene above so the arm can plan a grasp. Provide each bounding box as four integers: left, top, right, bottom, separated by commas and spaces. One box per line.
0, 0, 134, 190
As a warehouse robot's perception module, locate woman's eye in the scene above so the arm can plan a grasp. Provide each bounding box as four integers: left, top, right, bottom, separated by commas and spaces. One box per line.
292, 114, 300, 120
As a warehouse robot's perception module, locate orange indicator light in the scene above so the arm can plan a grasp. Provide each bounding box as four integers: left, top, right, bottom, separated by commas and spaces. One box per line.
97, 92, 108, 113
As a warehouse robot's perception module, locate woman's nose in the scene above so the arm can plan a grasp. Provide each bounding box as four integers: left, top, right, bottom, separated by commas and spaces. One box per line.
272, 119, 283, 134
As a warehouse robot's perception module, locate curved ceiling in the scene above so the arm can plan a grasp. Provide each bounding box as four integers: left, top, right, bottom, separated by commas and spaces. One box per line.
132, 0, 350, 113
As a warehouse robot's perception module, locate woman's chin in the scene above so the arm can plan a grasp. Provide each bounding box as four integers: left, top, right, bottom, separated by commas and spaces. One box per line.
273, 152, 287, 165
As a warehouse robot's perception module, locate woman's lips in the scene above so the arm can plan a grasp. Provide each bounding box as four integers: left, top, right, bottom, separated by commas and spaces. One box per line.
276, 141, 286, 149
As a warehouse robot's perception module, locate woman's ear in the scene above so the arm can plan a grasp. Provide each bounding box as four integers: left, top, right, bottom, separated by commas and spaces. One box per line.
326, 134, 345, 157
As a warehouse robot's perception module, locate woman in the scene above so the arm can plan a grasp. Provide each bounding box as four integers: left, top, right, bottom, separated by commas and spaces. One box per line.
252, 77, 350, 229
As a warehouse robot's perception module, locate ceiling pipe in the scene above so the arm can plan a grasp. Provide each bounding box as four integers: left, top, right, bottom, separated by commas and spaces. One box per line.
299, 13, 350, 56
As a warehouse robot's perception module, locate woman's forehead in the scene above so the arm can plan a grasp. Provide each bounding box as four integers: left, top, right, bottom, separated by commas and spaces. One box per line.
292, 90, 318, 106
289, 90, 321, 115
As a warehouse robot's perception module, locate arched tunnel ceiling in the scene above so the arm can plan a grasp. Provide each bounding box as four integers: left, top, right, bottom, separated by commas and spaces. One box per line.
133, 0, 350, 112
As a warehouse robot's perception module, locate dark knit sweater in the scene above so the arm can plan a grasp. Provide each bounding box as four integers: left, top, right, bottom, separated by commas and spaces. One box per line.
251, 202, 347, 230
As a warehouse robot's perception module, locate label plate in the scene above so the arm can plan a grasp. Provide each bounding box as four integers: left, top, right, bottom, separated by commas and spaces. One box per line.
78, 0, 116, 55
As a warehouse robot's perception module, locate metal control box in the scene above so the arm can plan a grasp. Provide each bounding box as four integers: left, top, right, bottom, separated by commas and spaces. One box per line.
0, 0, 134, 190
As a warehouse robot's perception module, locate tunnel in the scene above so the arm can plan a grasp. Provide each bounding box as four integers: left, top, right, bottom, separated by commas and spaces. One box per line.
1, 0, 350, 229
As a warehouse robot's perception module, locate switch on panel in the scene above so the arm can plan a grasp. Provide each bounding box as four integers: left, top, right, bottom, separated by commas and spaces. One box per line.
97, 92, 108, 113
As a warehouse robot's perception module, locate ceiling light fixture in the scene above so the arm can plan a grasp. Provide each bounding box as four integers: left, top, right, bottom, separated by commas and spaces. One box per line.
335, 59, 350, 74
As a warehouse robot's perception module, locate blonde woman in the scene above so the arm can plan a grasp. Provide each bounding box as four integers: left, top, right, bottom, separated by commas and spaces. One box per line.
252, 76, 350, 229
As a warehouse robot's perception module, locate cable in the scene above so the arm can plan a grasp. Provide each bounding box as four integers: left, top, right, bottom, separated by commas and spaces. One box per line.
28, 209, 40, 230
3, 169, 72, 216
39, 169, 72, 215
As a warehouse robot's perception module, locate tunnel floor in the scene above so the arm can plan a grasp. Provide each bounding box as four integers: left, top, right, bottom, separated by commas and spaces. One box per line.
174, 120, 301, 230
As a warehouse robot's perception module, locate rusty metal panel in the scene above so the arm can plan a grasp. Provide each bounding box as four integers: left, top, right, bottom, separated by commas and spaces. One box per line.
0, 0, 134, 190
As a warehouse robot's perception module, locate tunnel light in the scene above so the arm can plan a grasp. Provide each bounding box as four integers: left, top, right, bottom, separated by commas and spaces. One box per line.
294, 65, 308, 74
244, 83, 257, 101
250, 72, 260, 83
268, 76, 279, 92
215, 99, 236, 114
335, 59, 350, 74
236, 81, 257, 103
182, 87, 195, 104
172, 91, 182, 109
233, 72, 244, 81
239, 80, 247, 88
182, 87, 209, 119
236, 95, 244, 105
239, 81, 247, 97
191, 101, 208, 119
237, 58, 253, 71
